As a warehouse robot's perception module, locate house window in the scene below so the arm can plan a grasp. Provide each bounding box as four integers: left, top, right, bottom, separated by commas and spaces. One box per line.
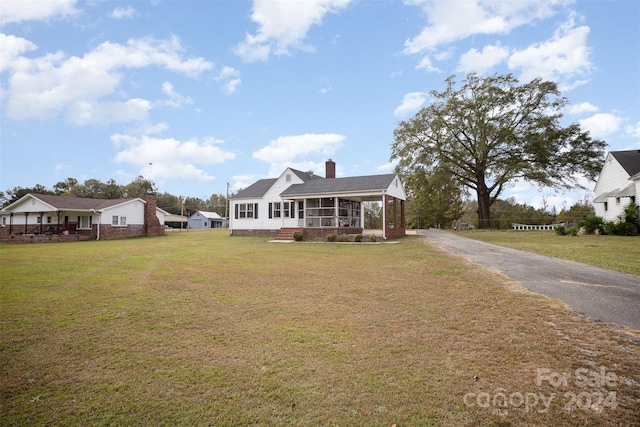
238, 203, 256, 219
286, 174, 291, 182
111, 215, 127, 226
604, 202, 608, 211
2, 217, 5, 226
272, 202, 282, 218
47, 216, 52, 224
616, 197, 621, 204
78, 215, 92, 229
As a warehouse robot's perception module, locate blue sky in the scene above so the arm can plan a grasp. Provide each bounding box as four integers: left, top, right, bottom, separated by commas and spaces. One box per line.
1, 0, 638, 210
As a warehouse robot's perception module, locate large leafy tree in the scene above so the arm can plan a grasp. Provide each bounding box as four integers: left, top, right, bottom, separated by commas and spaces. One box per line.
391, 73, 607, 228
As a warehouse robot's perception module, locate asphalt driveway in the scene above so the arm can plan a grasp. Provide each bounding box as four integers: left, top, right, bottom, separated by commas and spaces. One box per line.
420, 229, 640, 331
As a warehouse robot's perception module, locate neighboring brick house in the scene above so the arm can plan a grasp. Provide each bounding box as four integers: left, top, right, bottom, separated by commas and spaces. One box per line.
593, 150, 640, 222
0, 192, 166, 243
229, 159, 407, 240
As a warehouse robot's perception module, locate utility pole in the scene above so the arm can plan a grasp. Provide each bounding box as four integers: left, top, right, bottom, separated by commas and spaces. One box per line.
225, 182, 230, 228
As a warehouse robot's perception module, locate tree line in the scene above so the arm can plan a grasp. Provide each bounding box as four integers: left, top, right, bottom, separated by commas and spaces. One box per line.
0, 177, 230, 218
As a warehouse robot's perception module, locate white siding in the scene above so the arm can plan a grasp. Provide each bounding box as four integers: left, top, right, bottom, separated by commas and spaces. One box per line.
594, 154, 632, 194
594, 154, 637, 222
100, 201, 144, 225
231, 168, 305, 231
386, 175, 407, 200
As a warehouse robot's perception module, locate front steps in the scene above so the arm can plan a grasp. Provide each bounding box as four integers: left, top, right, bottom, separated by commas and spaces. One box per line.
274, 228, 302, 241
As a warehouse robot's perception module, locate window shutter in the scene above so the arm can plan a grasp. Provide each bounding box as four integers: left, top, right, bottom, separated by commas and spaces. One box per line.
268, 203, 273, 219
234, 204, 238, 219
290, 202, 295, 219
254, 203, 258, 219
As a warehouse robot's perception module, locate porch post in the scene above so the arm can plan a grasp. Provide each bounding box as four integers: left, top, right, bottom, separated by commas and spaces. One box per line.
9, 212, 13, 234
334, 197, 339, 227
382, 193, 387, 240
24, 212, 29, 234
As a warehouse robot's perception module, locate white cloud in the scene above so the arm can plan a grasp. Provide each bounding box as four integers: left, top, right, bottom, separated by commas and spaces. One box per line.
215, 66, 241, 94
159, 81, 193, 109
253, 133, 344, 163
568, 102, 599, 115
415, 56, 441, 72
66, 98, 152, 126
4, 36, 212, 125
231, 174, 260, 192
404, 0, 566, 70
0, 0, 79, 24
508, 17, 593, 85
457, 43, 509, 75
394, 92, 427, 117
234, 0, 351, 62
112, 134, 236, 183
625, 121, 640, 138
253, 133, 344, 176
110, 6, 136, 20
578, 113, 623, 138
0, 34, 37, 72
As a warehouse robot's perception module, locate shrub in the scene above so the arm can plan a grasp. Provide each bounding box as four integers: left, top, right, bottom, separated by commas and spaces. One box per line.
293, 231, 304, 241
603, 222, 617, 235
579, 216, 604, 235
568, 227, 578, 236
369, 234, 377, 242
354, 234, 363, 242
337, 234, 350, 242
555, 225, 567, 236
327, 234, 337, 242
611, 221, 637, 236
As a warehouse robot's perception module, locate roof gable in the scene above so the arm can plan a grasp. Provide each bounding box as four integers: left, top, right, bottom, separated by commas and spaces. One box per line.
191, 211, 222, 219
610, 150, 640, 177
233, 178, 278, 199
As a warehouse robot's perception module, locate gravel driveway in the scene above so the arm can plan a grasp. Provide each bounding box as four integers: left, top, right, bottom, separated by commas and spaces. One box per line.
420, 229, 640, 331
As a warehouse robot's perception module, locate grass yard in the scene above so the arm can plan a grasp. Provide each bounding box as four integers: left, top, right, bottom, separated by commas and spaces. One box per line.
458, 230, 640, 276
1, 230, 639, 426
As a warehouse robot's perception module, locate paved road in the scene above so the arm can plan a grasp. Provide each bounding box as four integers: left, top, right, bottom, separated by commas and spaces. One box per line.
420, 229, 640, 331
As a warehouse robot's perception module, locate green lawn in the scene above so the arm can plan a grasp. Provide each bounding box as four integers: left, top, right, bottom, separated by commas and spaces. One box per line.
1, 230, 639, 426
457, 230, 640, 276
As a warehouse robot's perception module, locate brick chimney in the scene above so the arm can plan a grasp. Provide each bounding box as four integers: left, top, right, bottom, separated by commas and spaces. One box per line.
325, 159, 336, 179
143, 192, 164, 237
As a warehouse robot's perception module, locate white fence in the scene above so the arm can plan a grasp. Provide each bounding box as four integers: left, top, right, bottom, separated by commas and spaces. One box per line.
511, 223, 561, 231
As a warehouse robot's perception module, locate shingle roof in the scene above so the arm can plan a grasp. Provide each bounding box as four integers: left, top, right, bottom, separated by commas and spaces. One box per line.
280, 174, 397, 196
289, 168, 323, 182
28, 193, 138, 210
233, 178, 278, 199
611, 150, 640, 177
192, 211, 222, 219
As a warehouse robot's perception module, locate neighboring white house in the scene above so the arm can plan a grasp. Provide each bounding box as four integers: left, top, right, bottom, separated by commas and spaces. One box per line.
229, 159, 407, 240
0, 192, 166, 242
188, 211, 225, 229
593, 150, 640, 222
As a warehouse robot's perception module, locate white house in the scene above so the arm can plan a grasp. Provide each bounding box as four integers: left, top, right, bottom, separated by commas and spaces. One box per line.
0, 192, 166, 242
188, 210, 225, 229
593, 150, 640, 222
229, 159, 407, 240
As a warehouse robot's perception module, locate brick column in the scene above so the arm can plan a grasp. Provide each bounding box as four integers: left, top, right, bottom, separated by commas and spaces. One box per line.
143, 192, 164, 237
